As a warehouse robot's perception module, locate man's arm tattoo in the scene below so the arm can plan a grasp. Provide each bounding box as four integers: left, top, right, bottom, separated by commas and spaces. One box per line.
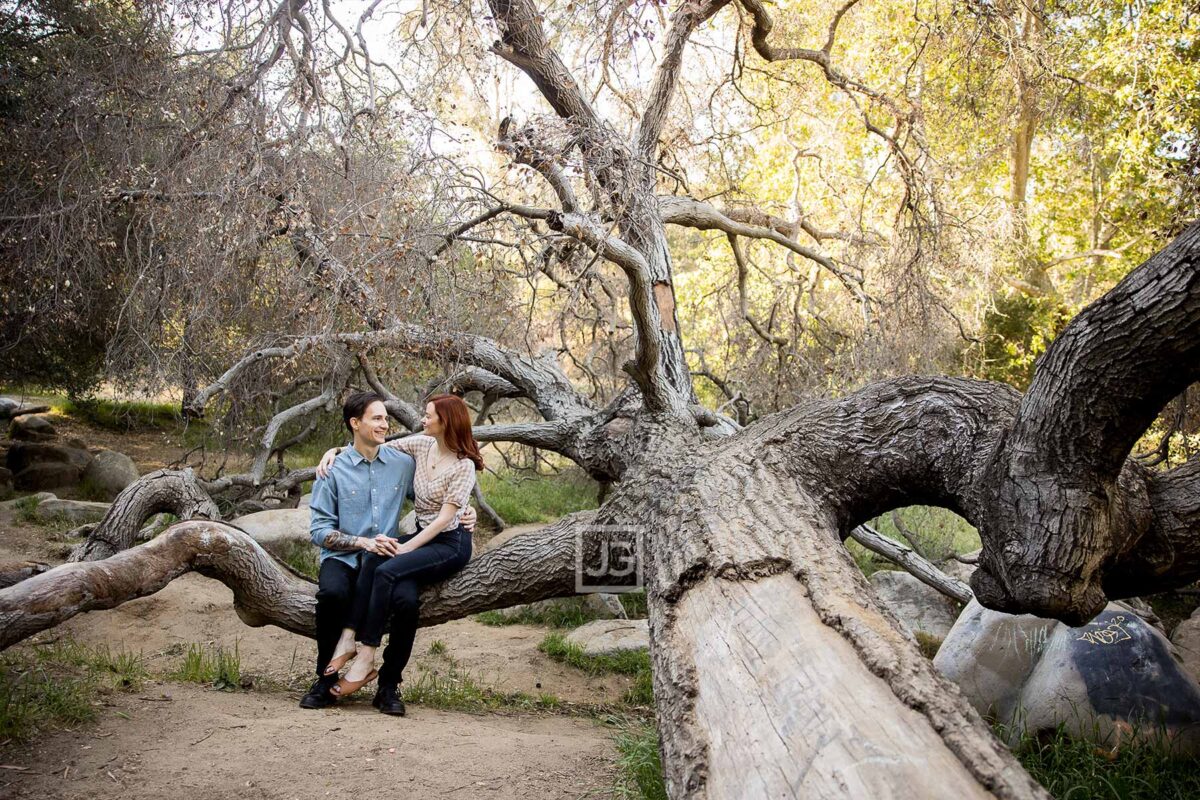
321, 530, 362, 551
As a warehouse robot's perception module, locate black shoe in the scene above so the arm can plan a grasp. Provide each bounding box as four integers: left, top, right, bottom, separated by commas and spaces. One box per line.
299, 677, 338, 709
373, 683, 406, 716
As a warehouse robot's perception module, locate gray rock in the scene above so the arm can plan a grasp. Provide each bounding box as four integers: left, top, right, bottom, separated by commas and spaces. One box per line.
81, 450, 139, 499
6, 441, 92, 474
869, 569, 963, 639
0, 492, 56, 511
0, 398, 17, 416
35, 499, 111, 524
8, 415, 56, 441
583, 592, 628, 619
14, 462, 84, 490
936, 599, 1200, 753
565, 618, 649, 656
1172, 607, 1200, 686
230, 508, 310, 548
940, 549, 980, 584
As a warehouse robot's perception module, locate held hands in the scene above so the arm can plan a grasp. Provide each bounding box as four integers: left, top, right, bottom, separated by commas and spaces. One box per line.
315, 447, 340, 479
361, 535, 403, 557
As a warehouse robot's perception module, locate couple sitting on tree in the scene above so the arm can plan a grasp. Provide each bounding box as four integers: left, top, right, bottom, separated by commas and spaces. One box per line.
298, 391, 482, 714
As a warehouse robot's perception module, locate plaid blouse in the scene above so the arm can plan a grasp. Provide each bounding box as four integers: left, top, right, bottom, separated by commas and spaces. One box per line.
385, 435, 476, 528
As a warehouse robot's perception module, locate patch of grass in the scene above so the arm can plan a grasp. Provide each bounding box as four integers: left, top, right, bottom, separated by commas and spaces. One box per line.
58, 396, 182, 431
169, 642, 242, 691
915, 631, 943, 659
427, 639, 447, 656
619, 590, 648, 618
538, 632, 653, 706
401, 664, 563, 713
475, 597, 610, 629
273, 539, 320, 579
11, 494, 42, 524
1007, 722, 1200, 800
1146, 587, 1200, 635
612, 721, 668, 800
478, 469, 599, 526
0, 638, 146, 742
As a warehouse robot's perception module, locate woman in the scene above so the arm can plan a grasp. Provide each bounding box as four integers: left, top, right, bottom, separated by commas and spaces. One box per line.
314, 393, 483, 708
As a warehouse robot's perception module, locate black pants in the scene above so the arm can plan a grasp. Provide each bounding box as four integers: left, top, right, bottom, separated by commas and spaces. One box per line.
349, 525, 472, 686
314, 557, 358, 679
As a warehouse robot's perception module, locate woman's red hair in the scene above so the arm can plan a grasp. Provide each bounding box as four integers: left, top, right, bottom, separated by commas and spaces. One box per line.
429, 394, 484, 471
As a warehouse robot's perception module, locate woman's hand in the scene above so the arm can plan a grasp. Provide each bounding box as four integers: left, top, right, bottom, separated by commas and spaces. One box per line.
315, 447, 340, 479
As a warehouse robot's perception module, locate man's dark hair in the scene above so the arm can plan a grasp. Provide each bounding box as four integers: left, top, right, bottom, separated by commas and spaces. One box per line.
343, 391, 386, 434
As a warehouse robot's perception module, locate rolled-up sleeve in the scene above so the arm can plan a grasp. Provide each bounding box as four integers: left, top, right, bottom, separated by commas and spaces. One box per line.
309, 474, 339, 547
444, 461, 476, 510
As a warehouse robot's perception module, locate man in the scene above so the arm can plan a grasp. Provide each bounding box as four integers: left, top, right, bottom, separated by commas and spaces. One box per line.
299, 391, 474, 712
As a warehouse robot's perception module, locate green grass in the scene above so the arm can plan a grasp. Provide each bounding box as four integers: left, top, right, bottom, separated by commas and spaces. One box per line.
57, 396, 182, 431
401, 663, 563, 713
168, 642, 242, 690
427, 639, 447, 656
538, 632, 653, 706
10, 494, 42, 524
476, 597, 610, 629
478, 469, 599, 526
0, 638, 146, 742
613, 721, 668, 800
475, 592, 648, 629
1006, 722, 1200, 800
915, 631, 943, 659
273, 540, 320, 579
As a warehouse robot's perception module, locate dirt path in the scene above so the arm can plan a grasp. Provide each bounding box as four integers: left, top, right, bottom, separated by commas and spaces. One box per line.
0, 514, 631, 799
0, 682, 617, 800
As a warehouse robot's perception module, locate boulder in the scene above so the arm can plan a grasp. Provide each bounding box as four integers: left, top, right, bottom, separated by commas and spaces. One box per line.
14, 462, 84, 490
940, 549, 980, 584
0, 398, 17, 417
583, 592, 629, 619
869, 569, 963, 639
565, 618, 649, 656
8, 414, 56, 441
0, 466, 11, 500
6, 441, 92, 474
81, 450, 139, 500
230, 507, 311, 548
1172, 607, 1200, 686
936, 599, 1200, 753
35, 499, 111, 524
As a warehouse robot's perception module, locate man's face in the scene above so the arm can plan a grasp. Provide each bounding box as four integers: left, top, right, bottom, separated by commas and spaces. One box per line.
352, 400, 389, 446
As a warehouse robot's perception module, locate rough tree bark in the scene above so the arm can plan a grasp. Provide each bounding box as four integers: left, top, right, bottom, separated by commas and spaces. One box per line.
5, 0, 1198, 793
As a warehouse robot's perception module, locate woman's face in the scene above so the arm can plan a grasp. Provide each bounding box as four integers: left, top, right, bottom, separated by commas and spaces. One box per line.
421, 402, 443, 436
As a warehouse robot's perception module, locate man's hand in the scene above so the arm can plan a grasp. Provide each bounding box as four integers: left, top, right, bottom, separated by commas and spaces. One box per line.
314, 447, 340, 479
461, 505, 478, 532
373, 535, 400, 557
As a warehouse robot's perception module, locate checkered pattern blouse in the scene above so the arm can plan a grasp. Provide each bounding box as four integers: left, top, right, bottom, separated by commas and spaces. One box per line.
385, 435, 476, 528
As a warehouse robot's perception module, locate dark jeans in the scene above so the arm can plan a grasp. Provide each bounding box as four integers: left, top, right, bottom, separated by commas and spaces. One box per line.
314, 557, 358, 679
349, 525, 472, 685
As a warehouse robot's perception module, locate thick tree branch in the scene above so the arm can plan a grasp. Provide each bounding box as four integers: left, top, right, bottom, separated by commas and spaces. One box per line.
848, 524, 974, 604
0, 513, 595, 651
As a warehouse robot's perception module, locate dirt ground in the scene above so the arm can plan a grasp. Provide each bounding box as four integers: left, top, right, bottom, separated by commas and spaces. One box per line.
0, 503, 630, 798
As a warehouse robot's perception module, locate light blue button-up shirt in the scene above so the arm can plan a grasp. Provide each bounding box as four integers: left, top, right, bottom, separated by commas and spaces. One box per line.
309, 444, 416, 567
